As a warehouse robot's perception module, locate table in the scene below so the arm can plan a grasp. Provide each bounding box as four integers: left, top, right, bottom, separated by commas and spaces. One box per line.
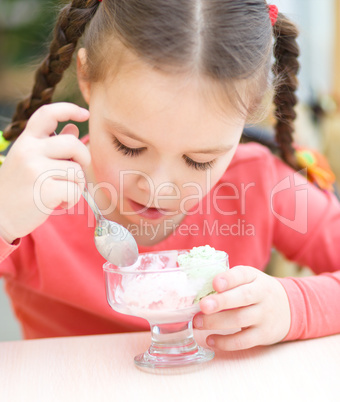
0, 330, 339, 402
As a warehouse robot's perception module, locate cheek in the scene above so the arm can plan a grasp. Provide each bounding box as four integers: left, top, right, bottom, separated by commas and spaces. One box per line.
174, 168, 224, 212
179, 156, 233, 210
90, 143, 120, 198
91, 143, 142, 205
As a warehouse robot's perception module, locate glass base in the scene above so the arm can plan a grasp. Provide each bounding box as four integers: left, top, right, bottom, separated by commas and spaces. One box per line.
134, 346, 214, 369
134, 320, 214, 369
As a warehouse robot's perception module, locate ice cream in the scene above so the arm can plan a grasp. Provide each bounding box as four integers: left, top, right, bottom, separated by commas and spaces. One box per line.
178, 245, 228, 302
106, 246, 228, 323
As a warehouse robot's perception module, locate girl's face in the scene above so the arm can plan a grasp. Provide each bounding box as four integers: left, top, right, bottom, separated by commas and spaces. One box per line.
77, 49, 246, 238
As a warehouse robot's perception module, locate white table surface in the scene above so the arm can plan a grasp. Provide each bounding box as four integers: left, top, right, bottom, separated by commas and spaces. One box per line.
0, 330, 339, 402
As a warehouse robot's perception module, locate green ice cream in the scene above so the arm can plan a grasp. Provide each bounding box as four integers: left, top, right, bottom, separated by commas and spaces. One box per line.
178, 245, 228, 303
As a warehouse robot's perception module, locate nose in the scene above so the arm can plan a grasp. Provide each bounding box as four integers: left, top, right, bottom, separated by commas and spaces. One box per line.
136, 168, 177, 197
155, 182, 177, 196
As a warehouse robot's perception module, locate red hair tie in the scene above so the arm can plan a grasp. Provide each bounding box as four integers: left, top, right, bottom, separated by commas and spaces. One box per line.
268, 4, 278, 26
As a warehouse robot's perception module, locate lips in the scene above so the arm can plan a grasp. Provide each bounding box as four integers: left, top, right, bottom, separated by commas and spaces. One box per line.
129, 199, 168, 220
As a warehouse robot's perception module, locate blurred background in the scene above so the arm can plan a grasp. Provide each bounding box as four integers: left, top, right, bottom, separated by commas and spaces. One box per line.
0, 0, 340, 341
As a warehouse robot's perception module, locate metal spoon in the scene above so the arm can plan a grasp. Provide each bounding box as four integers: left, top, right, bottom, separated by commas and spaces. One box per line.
82, 187, 139, 267
54, 131, 139, 266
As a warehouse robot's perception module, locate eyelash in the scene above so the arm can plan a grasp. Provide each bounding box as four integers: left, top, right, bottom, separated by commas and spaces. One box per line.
112, 137, 216, 171
182, 155, 216, 171
112, 137, 145, 157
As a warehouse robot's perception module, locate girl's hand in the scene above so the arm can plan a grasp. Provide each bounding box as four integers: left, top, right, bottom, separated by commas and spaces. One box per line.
0, 103, 90, 244
193, 266, 291, 351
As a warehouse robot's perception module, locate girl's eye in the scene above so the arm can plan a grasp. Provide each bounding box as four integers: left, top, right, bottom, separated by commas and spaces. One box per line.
112, 137, 145, 157
182, 155, 216, 171
113, 137, 215, 171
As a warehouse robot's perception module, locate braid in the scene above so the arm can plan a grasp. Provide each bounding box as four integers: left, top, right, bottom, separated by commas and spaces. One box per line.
3, 0, 100, 141
272, 12, 300, 170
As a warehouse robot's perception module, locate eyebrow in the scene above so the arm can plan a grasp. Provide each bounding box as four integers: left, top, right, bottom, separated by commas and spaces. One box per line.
105, 118, 233, 154
105, 119, 152, 145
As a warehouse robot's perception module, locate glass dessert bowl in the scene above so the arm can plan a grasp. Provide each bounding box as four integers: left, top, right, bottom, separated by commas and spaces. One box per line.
103, 246, 229, 369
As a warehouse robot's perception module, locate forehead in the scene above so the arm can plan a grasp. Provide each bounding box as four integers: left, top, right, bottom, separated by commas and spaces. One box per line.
96, 54, 247, 140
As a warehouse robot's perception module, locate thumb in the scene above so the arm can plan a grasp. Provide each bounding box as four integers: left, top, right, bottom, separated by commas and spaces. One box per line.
58, 123, 80, 138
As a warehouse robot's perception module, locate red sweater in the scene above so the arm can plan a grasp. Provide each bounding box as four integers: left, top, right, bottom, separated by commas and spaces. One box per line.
1, 143, 340, 341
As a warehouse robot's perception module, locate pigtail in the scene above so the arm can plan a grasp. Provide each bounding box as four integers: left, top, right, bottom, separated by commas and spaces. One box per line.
3, 0, 101, 141
272, 12, 300, 170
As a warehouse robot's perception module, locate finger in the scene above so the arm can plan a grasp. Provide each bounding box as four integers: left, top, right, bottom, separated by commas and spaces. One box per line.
38, 177, 84, 210
58, 123, 80, 137
54, 179, 84, 210
206, 327, 260, 351
200, 282, 260, 314
24, 103, 89, 138
41, 159, 87, 187
43, 135, 91, 167
212, 265, 258, 293
193, 305, 259, 331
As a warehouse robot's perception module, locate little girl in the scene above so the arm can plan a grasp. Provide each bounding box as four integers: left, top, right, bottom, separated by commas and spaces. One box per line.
0, 0, 339, 350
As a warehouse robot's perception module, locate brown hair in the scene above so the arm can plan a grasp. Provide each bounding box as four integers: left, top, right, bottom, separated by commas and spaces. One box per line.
3, 0, 299, 168
273, 12, 300, 169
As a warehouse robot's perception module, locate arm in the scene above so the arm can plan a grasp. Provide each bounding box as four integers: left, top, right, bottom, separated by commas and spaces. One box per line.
0, 236, 20, 264
272, 157, 340, 340
0, 236, 20, 277
0, 103, 90, 275
278, 272, 340, 341
193, 154, 340, 350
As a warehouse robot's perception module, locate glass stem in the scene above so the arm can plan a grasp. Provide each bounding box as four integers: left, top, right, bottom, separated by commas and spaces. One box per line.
148, 319, 199, 357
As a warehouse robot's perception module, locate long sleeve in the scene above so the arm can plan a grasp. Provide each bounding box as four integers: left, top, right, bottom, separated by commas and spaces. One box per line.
269, 155, 340, 341
0, 236, 20, 275
0, 142, 339, 340
278, 272, 340, 341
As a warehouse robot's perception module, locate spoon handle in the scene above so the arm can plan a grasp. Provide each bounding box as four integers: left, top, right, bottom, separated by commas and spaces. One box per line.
81, 186, 103, 221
